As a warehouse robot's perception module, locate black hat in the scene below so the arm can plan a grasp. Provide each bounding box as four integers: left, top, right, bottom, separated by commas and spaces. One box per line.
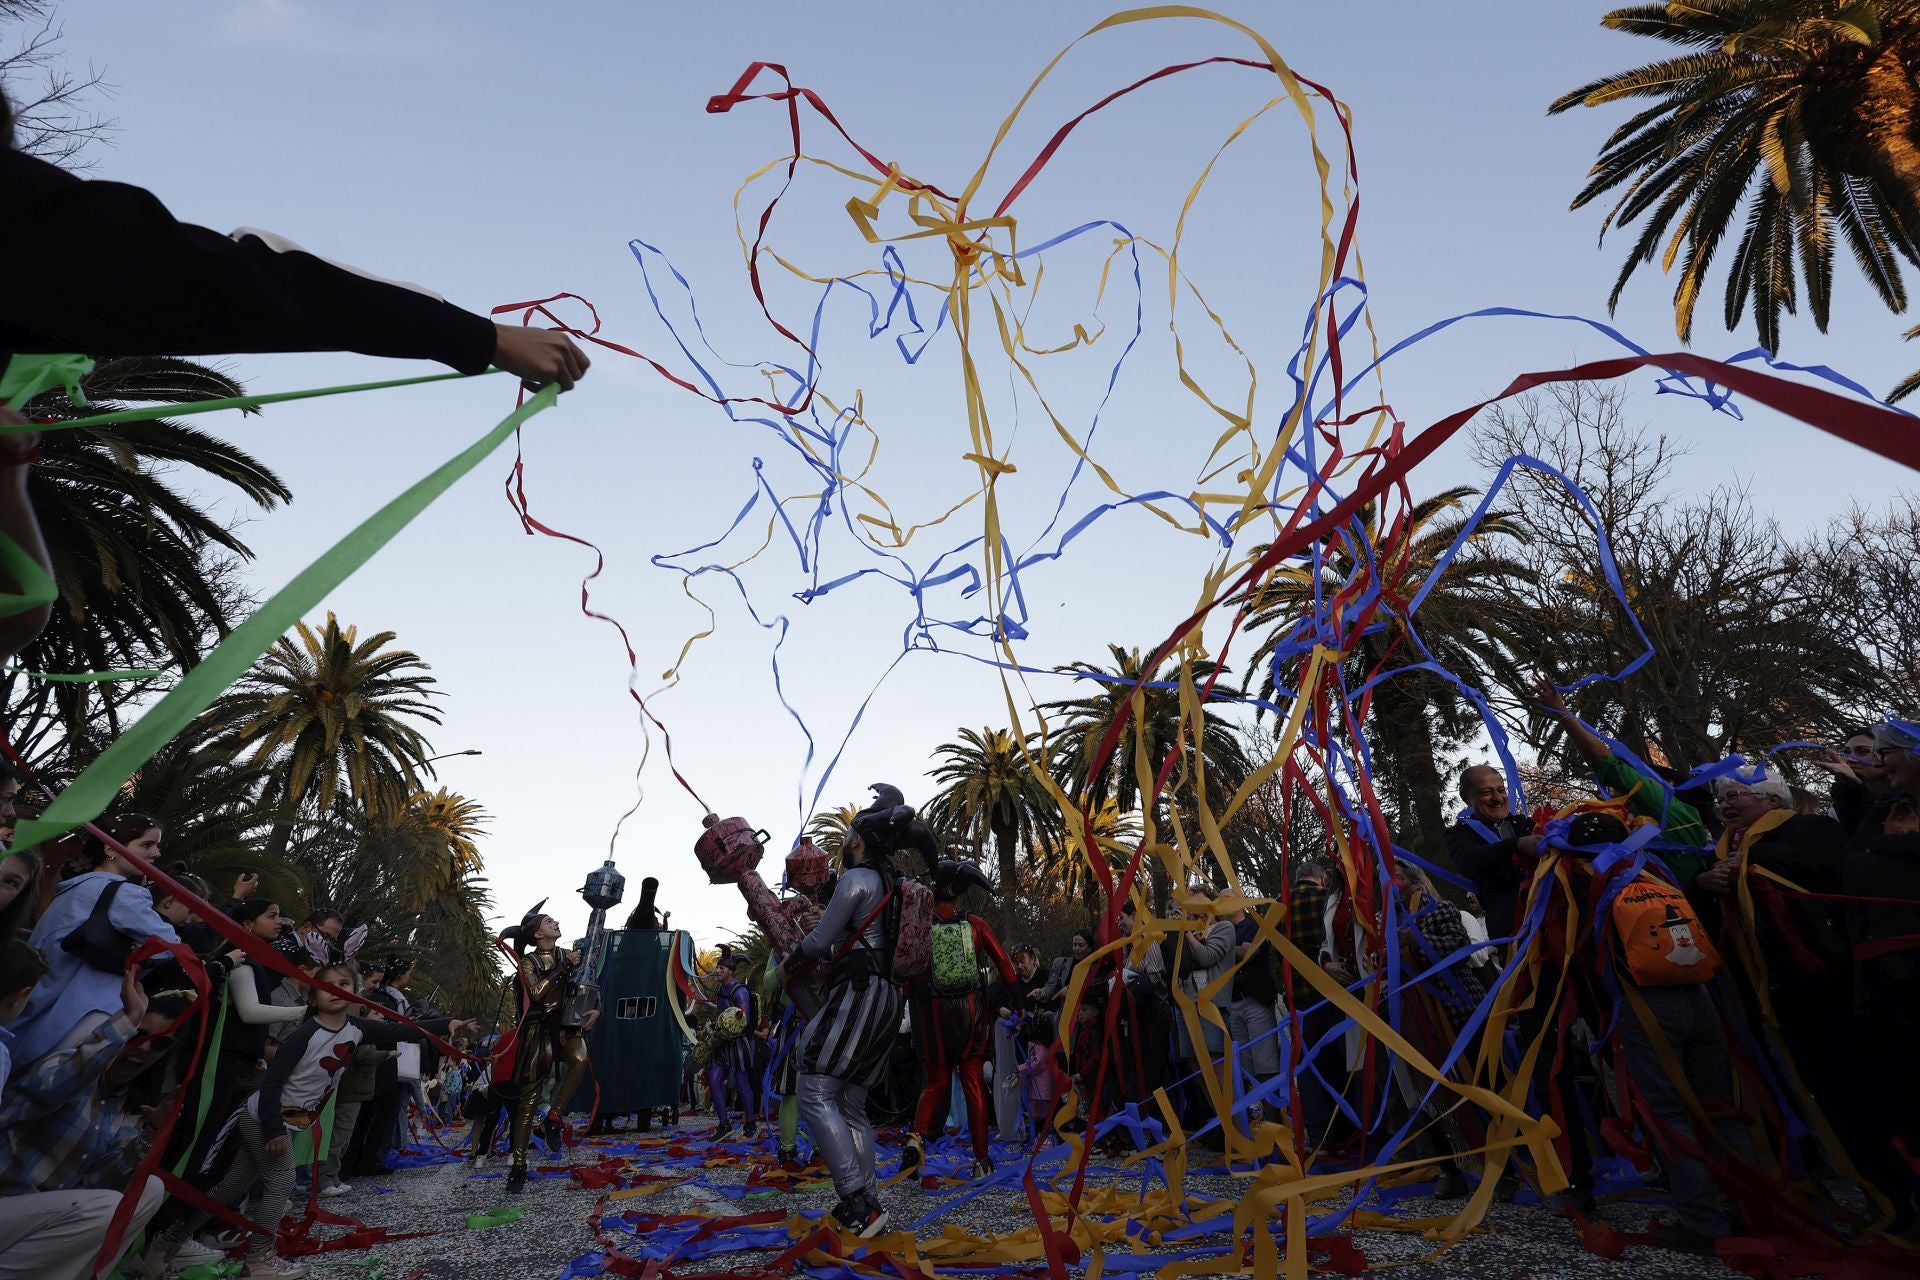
851, 783, 942, 868
1565, 811, 1629, 853
933, 859, 991, 898
501, 898, 549, 944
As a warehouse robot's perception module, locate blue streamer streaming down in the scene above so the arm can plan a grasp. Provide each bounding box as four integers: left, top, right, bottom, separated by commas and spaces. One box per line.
625, 213, 1892, 834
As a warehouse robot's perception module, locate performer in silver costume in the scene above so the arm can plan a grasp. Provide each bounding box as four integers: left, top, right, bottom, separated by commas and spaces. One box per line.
777, 787, 923, 1238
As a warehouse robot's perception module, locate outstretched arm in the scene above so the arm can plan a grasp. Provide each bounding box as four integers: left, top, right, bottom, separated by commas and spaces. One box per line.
1533, 676, 1612, 767
969, 915, 1017, 985
1, 149, 586, 387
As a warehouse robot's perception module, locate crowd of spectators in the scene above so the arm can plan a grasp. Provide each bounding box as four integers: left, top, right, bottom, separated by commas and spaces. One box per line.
912, 705, 1920, 1259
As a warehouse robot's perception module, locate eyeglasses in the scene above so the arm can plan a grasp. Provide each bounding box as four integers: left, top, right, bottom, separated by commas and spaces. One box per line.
1874, 745, 1909, 761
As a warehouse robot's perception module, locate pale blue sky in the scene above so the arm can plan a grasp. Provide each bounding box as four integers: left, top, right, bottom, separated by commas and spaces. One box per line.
34, 1, 1911, 948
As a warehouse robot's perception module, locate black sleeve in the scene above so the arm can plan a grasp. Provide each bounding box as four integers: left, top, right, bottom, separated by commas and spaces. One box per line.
1755, 816, 1847, 890
1447, 824, 1524, 896
0, 150, 496, 373
1831, 778, 1872, 838
253, 1018, 321, 1145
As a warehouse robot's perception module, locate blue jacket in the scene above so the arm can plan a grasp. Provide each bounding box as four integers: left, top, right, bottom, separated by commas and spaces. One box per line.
9, 872, 177, 1068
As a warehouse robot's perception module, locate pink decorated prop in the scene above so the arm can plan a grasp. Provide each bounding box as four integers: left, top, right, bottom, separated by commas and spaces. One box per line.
694, 812, 768, 885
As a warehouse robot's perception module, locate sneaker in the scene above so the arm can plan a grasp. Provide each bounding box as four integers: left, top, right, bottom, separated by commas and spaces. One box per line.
242, 1258, 307, 1278
707, 1124, 735, 1144
170, 1238, 227, 1267
470, 1153, 490, 1171
779, 1147, 804, 1173
897, 1134, 924, 1176
1431, 1166, 1468, 1200
970, 1156, 995, 1179
830, 1191, 889, 1238
319, 1181, 351, 1198
1648, 1222, 1717, 1256
742, 1122, 758, 1140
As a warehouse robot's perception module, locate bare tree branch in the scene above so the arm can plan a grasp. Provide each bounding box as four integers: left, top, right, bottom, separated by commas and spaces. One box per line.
1, 1, 113, 167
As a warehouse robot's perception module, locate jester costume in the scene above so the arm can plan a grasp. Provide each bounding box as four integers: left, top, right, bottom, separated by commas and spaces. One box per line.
780, 785, 937, 1238
502, 901, 590, 1193
704, 948, 758, 1139
905, 860, 1014, 1178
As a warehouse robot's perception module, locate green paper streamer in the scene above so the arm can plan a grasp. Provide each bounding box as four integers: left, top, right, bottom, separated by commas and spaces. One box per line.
9, 383, 558, 853
465, 1206, 524, 1230
0, 531, 57, 621
0, 367, 503, 434
171, 999, 230, 1178
176, 1263, 243, 1280
0, 352, 93, 410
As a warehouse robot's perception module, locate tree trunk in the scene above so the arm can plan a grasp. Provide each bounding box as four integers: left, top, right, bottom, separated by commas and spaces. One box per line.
1374, 683, 1447, 863
994, 819, 1020, 942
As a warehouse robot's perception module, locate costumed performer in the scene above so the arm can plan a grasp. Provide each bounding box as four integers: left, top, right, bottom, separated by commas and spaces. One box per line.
702, 945, 758, 1141
774, 785, 934, 1238
766, 840, 833, 1170
903, 858, 1014, 1180
499, 901, 594, 1193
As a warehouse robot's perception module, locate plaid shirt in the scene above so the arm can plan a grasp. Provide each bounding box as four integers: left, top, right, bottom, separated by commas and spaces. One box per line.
0, 1013, 145, 1195
1285, 882, 1332, 958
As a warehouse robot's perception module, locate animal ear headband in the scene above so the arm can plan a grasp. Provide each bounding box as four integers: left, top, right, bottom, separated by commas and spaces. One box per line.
305, 922, 369, 967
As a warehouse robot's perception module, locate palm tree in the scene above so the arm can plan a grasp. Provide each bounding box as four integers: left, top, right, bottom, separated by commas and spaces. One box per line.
923, 727, 1064, 919
1027, 796, 1142, 911
117, 736, 304, 901
285, 798, 500, 1013
410, 787, 489, 876
11, 356, 289, 743
1044, 645, 1255, 911
1549, 1, 1920, 366
1238, 486, 1529, 863
803, 804, 860, 859
196, 613, 441, 853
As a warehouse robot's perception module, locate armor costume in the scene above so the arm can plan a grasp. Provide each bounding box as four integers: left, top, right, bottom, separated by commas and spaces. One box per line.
781, 784, 937, 1238
906, 860, 1015, 1178
703, 948, 758, 1139
501, 901, 591, 1193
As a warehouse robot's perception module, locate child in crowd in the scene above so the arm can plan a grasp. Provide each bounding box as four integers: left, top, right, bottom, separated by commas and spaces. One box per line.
1014, 1012, 1063, 1146
159, 963, 471, 1278
0, 933, 50, 1100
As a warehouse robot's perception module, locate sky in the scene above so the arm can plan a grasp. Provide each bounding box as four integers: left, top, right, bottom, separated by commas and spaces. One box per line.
18, 1, 1913, 951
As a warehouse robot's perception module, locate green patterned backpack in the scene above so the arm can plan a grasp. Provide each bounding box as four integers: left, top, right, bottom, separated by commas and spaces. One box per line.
929, 917, 979, 996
